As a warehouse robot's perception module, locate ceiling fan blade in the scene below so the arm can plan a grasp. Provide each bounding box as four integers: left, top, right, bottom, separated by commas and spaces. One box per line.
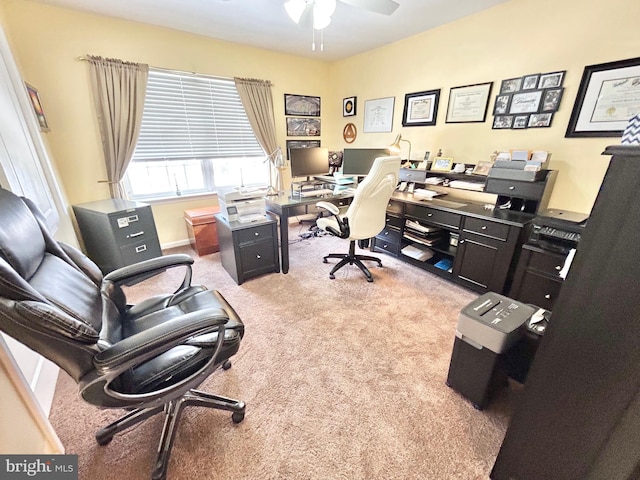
340, 0, 400, 15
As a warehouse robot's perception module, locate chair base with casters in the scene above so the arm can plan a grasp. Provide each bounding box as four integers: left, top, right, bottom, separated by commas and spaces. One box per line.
96, 371, 245, 480
323, 239, 382, 282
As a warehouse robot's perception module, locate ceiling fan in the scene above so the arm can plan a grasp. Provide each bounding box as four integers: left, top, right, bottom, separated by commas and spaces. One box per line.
284, 0, 399, 29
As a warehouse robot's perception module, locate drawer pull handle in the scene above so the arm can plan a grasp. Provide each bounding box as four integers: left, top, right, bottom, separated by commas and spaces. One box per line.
427, 213, 433, 217
128, 231, 144, 238
254, 232, 260, 236
481, 226, 487, 230
256, 254, 261, 259
508, 186, 515, 190
135, 244, 147, 253
555, 265, 562, 270
544, 294, 551, 299
384, 244, 388, 248
384, 232, 389, 235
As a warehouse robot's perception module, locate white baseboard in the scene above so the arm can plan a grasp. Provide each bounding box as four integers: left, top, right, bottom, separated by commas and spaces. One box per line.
161, 239, 191, 250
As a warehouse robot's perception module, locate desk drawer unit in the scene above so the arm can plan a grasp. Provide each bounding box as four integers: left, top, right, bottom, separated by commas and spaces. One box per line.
463, 217, 510, 241
216, 214, 280, 285
485, 179, 546, 200
510, 244, 567, 310
73, 199, 162, 275
399, 169, 428, 183
405, 204, 461, 231
373, 215, 403, 256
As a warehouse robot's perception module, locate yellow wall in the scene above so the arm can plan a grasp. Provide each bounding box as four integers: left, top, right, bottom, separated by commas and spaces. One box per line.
1, 0, 638, 244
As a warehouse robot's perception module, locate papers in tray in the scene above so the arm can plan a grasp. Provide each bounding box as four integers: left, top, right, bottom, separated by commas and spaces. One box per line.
448, 180, 485, 192
401, 244, 434, 262
413, 188, 445, 199
405, 219, 441, 234
424, 177, 445, 185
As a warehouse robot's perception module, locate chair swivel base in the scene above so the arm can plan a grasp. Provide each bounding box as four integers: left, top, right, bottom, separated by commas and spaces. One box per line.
322, 240, 382, 282
95, 386, 245, 480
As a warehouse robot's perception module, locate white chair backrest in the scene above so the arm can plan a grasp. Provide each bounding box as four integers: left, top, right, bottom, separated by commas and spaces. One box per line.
344, 156, 401, 240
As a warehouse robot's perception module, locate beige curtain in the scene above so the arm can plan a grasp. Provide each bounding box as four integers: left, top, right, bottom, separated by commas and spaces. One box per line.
233, 77, 278, 158
87, 55, 148, 198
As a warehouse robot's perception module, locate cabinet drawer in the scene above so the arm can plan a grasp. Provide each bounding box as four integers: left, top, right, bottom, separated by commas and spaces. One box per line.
237, 224, 274, 245
386, 200, 403, 215
527, 247, 567, 276
485, 179, 546, 200
405, 204, 461, 230
120, 239, 162, 265
109, 208, 157, 245
463, 217, 510, 241
399, 169, 427, 183
373, 237, 401, 256
376, 226, 401, 245
385, 214, 403, 229
515, 270, 563, 311
239, 241, 276, 272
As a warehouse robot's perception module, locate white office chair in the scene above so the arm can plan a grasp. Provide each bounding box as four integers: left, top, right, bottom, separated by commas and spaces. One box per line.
315, 155, 401, 282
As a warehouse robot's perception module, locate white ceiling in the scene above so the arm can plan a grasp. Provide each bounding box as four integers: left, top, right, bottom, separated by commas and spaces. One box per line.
31, 0, 509, 61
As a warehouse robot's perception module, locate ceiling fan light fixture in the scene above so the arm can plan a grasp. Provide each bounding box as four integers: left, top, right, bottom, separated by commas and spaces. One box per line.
314, 0, 337, 18
313, 13, 332, 30
284, 0, 307, 24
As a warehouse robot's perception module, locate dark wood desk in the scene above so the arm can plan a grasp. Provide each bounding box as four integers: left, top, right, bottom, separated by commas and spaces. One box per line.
265, 192, 353, 273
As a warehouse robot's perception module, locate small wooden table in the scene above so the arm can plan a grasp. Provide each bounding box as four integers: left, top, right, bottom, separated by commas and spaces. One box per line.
184, 206, 220, 256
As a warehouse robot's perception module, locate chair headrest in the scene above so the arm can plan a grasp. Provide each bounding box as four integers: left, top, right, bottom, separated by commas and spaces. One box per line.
0, 188, 46, 280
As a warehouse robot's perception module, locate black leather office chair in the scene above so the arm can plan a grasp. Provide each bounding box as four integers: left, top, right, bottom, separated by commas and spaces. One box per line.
316, 156, 401, 282
0, 188, 245, 480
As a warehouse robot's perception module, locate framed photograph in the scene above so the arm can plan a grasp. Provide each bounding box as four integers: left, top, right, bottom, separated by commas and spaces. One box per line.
509, 90, 543, 114
284, 94, 320, 116
522, 74, 540, 90
541, 88, 564, 112
363, 96, 395, 133
445, 82, 493, 123
512, 115, 529, 129
493, 115, 514, 129
25, 83, 49, 132
493, 94, 512, 115
430, 157, 454, 172
286, 139, 321, 159
528, 113, 553, 128
402, 89, 440, 127
343, 96, 357, 117
472, 161, 493, 176
500, 77, 523, 94
286, 117, 320, 136
538, 71, 566, 89
566, 57, 640, 137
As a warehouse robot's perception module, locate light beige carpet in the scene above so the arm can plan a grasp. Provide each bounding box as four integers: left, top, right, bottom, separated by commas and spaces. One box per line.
48, 225, 521, 479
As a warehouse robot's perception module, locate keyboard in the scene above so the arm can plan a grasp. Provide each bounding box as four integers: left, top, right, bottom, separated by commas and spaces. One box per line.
299, 189, 334, 197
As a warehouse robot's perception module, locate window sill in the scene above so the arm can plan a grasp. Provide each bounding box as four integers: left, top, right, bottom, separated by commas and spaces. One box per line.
132, 191, 218, 206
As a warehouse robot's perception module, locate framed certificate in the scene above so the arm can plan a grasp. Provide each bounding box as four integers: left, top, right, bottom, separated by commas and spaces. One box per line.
446, 82, 493, 123
402, 89, 440, 127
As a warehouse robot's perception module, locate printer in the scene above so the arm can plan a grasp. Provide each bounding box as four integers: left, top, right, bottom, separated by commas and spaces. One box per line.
217, 186, 268, 223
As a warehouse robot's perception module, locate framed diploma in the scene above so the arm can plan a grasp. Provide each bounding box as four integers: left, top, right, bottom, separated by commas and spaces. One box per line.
402, 89, 440, 127
566, 57, 640, 137
363, 96, 395, 133
446, 82, 493, 123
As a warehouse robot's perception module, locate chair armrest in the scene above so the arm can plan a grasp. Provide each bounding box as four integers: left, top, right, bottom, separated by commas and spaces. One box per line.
316, 201, 339, 215
103, 254, 194, 285
94, 307, 228, 375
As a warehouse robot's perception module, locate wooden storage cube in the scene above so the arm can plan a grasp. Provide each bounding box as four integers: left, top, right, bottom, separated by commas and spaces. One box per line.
184, 206, 220, 256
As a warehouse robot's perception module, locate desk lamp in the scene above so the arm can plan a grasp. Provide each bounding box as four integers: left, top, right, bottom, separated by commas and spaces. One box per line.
390, 134, 412, 161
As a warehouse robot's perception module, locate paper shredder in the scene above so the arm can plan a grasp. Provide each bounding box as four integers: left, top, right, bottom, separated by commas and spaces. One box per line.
446, 292, 535, 409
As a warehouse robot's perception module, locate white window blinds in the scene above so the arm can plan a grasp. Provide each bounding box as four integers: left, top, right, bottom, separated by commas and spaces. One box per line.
133, 69, 263, 162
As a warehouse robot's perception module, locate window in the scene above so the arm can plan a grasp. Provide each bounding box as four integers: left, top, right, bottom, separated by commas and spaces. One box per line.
127, 68, 267, 200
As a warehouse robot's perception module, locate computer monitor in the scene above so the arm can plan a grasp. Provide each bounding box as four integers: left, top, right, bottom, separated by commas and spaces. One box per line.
342, 148, 390, 176
289, 147, 329, 181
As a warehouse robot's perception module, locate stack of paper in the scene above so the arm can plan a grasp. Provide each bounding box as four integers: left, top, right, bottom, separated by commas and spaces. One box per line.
424, 177, 445, 185
401, 244, 434, 262
448, 180, 485, 192
414, 188, 444, 199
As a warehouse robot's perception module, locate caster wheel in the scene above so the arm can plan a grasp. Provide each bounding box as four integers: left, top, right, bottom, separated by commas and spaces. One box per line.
367, 278, 373, 283
329, 274, 335, 279
323, 258, 328, 264
222, 360, 232, 370
95, 432, 114, 446
232, 412, 245, 424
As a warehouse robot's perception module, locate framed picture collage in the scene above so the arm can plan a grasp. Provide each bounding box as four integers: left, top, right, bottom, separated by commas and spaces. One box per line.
284, 93, 321, 159
492, 70, 565, 130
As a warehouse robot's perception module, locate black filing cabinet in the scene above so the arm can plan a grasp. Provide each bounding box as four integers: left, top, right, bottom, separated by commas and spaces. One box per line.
72, 199, 162, 274
216, 213, 280, 284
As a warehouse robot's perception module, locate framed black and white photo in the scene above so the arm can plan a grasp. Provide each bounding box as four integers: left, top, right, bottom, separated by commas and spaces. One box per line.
512, 115, 529, 129
343, 96, 357, 117
500, 77, 523, 94
538, 71, 565, 89
286, 140, 321, 159
445, 82, 493, 123
509, 90, 543, 114
541, 88, 564, 112
522, 74, 540, 90
363, 96, 395, 133
402, 89, 440, 126
286, 117, 320, 136
566, 57, 640, 137
284, 94, 321, 116
493, 115, 513, 129
528, 113, 553, 128
493, 94, 511, 115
